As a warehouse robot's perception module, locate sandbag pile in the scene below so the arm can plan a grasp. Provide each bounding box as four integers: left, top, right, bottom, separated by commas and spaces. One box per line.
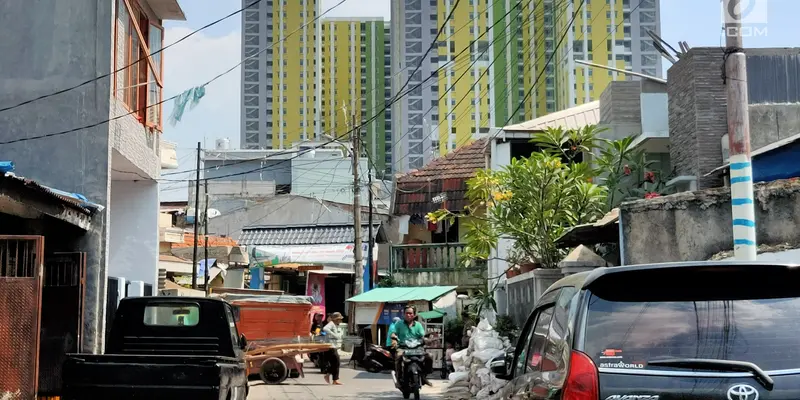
443, 319, 512, 400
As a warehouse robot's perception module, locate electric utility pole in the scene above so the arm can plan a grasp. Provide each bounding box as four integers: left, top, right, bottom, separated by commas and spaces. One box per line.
203, 179, 210, 295
351, 114, 364, 297
367, 151, 374, 290
723, 0, 757, 260
192, 142, 201, 289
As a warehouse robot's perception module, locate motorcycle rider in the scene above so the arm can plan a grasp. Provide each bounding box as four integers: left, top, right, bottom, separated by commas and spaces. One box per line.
390, 306, 434, 386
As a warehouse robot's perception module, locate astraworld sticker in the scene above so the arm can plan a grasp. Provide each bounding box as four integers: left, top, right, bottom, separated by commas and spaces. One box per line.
600, 361, 645, 369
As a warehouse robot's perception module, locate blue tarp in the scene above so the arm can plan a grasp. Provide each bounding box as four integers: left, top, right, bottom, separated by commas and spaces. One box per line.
198, 258, 217, 276
0, 161, 14, 174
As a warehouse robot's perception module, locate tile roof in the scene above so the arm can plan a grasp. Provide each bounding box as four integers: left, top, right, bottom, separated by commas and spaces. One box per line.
502, 101, 600, 132
396, 138, 489, 184
394, 139, 488, 215
239, 223, 385, 246
173, 234, 239, 248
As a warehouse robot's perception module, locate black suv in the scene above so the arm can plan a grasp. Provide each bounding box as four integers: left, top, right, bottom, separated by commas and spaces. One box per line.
492, 261, 800, 400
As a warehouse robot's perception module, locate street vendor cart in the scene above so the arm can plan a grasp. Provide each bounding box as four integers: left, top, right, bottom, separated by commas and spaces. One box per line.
224, 294, 333, 384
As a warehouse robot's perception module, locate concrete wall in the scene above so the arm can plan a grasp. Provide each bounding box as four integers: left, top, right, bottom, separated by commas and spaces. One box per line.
506, 268, 564, 327
204, 158, 292, 185
291, 157, 370, 205
748, 104, 800, 152
620, 179, 800, 265
109, 181, 159, 285
0, 0, 114, 353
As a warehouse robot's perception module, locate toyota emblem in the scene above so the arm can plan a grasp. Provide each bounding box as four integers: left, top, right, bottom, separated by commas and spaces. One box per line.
727, 384, 759, 400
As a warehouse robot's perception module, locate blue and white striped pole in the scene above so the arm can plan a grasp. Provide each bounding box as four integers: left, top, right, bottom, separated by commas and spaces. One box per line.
724, 2, 757, 261
729, 155, 757, 259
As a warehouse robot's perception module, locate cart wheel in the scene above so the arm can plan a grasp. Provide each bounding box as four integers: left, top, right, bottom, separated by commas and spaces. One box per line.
260, 357, 289, 385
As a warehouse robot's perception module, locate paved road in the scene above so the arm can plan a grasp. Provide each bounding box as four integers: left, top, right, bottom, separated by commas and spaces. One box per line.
248, 366, 446, 400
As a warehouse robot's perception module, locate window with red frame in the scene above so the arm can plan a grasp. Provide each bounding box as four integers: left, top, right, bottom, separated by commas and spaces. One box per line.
116, 0, 163, 128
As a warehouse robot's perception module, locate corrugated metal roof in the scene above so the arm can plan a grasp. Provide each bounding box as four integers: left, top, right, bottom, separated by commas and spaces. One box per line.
1, 172, 101, 214
346, 286, 458, 303
502, 101, 600, 132
239, 223, 384, 245
706, 131, 800, 176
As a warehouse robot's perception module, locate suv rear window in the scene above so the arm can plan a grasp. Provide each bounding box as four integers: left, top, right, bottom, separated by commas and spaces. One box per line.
584, 296, 800, 371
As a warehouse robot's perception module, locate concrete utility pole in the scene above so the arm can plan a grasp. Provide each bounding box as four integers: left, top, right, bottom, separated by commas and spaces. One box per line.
367, 153, 374, 291
192, 142, 201, 288
203, 179, 210, 295
351, 114, 364, 297
723, 0, 757, 261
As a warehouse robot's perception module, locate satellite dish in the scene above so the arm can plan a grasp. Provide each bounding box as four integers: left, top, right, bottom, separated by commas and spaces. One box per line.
207, 209, 221, 219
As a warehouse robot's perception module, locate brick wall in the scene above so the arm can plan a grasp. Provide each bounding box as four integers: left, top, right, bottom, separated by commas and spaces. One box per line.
667, 48, 727, 189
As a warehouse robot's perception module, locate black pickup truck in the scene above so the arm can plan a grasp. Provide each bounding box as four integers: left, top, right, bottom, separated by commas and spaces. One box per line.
62, 296, 248, 400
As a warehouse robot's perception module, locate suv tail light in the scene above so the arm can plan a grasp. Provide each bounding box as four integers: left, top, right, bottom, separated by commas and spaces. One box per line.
563, 350, 599, 400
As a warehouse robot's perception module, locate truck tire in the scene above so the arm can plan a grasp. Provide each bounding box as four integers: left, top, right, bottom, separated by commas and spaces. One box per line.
260, 357, 289, 385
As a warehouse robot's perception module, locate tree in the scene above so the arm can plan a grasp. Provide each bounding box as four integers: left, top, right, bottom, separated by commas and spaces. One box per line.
428, 125, 671, 270
429, 136, 607, 269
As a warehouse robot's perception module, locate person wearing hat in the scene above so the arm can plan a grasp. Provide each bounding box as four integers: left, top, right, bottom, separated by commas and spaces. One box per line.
322, 312, 345, 385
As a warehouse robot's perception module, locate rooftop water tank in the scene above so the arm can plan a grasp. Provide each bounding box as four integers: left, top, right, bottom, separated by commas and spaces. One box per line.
215, 138, 230, 150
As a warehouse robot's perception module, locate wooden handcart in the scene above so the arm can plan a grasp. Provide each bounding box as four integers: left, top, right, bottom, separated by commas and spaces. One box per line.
246, 342, 333, 385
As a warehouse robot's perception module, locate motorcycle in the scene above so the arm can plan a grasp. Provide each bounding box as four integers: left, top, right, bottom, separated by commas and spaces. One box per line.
363, 343, 395, 373
391, 338, 426, 400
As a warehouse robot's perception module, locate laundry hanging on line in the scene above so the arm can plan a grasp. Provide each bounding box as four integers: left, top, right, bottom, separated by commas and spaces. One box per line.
167, 85, 206, 126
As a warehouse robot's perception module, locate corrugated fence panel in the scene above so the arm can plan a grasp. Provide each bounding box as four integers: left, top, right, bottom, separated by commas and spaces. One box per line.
747, 53, 800, 104
0, 278, 41, 399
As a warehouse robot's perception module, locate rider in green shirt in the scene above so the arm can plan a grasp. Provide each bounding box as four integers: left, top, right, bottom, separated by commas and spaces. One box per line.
391, 306, 433, 386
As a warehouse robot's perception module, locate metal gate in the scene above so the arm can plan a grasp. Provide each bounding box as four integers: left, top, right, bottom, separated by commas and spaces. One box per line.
0, 236, 44, 399
105, 277, 122, 341
38, 252, 86, 396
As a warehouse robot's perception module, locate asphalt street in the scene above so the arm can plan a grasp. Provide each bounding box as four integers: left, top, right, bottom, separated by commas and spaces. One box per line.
248, 366, 447, 400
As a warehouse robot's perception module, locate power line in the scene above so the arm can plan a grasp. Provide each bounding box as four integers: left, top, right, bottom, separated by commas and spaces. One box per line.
0, 0, 351, 146
478, 0, 586, 152
0, 0, 266, 114
390, 0, 570, 168
166, 1, 511, 180
388, 0, 461, 107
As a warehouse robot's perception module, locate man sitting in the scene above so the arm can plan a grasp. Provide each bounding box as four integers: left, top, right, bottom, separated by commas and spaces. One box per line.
390, 306, 433, 386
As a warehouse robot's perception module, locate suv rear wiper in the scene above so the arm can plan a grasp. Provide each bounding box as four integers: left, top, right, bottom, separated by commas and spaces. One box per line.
647, 358, 774, 390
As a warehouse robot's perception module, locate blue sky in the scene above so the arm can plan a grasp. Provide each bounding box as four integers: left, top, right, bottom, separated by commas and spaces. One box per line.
159, 0, 799, 200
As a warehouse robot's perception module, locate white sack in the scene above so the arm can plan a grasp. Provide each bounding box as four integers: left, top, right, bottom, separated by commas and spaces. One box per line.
448, 371, 469, 384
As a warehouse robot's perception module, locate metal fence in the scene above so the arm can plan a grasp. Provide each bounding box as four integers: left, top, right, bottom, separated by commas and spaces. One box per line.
0, 236, 44, 399
38, 252, 86, 396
